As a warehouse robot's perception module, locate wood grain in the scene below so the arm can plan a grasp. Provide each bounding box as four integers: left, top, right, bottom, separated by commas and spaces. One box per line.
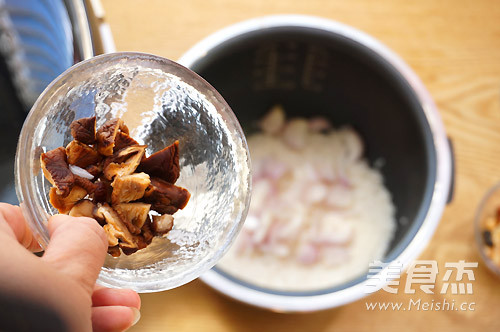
100, 0, 500, 331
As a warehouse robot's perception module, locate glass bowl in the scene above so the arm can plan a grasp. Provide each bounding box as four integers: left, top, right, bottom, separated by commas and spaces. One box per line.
15, 52, 252, 292
474, 182, 500, 278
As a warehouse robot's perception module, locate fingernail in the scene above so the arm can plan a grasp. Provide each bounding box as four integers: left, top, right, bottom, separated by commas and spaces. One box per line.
131, 307, 141, 326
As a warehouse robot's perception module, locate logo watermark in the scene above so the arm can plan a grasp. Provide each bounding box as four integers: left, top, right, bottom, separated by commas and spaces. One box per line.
365, 299, 476, 311
364, 260, 478, 311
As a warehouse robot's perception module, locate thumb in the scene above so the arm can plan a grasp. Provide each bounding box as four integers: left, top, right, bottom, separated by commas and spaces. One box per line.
42, 214, 108, 294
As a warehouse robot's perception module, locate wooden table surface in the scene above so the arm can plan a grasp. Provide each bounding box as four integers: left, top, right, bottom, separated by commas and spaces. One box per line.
100, 1, 500, 331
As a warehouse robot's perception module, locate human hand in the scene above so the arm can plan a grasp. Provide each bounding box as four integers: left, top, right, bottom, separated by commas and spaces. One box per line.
0, 203, 141, 332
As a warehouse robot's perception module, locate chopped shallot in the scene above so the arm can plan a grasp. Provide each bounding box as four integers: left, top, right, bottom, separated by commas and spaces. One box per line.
234, 110, 365, 266
259, 105, 285, 135
69, 164, 94, 180
282, 118, 309, 150
217, 107, 397, 291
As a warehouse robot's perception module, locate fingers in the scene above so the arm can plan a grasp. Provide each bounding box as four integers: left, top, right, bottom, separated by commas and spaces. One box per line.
0, 203, 42, 251
92, 287, 141, 332
92, 306, 140, 332
92, 287, 141, 309
42, 214, 108, 294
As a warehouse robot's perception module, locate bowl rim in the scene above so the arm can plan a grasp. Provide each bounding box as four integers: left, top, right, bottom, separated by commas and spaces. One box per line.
15, 51, 252, 292
179, 14, 452, 312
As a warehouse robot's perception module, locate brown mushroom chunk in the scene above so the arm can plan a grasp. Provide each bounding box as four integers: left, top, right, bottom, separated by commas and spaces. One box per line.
85, 164, 103, 177
111, 172, 150, 205
66, 140, 100, 168
113, 131, 139, 152
74, 175, 98, 194
118, 122, 129, 135
144, 178, 191, 214
103, 224, 119, 247
70, 116, 96, 144
141, 218, 154, 245
152, 214, 174, 235
139, 140, 180, 183
122, 230, 152, 255
120, 245, 139, 256
41, 147, 74, 197
41, 115, 191, 257
135, 234, 151, 250
92, 180, 112, 203
68, 199, 97, 218
116, 216, 157, 256
49, 186, 87, 214
114, 202, 151, 229
112, 210, 142, 235
103, 145, 146, 180
97, 204, 137, 248
96, 118, 128, 156
107, 245, 121, 257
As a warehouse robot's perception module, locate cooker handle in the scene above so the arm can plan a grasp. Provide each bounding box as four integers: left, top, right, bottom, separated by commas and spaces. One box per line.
446, 137, 455, 204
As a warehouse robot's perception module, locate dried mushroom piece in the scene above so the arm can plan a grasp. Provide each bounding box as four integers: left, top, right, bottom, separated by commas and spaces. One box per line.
120, 245, 139, 256
111, 172, 150, 205
120, 236, 146, 255
114, 202, 151, 229
66, 140, 100, 168
135, 233, 152, 250
119, 122, 129, 135
144, 178, 191, 214
139, 140, 180, 183
96, 118, 128, 156
152, 214, 174, 235
41, 147, 75, 197
120, 217, 156, 256
70, 116, 96, 145
107, 245, 121, 257
119, 216, 141, 235
49, 186, 87, 214
74, 175, 98, 194
42, 115, 190, 257
103, 145, 146, 180
97, 204, 137, 248
113, 131, 139, 152
103, 224, 119, 247
85, 164, 102, 177
68, 199, 97, 218
141, 219, 154, 245
122, 233, 152, 255
92, 180, 112, 203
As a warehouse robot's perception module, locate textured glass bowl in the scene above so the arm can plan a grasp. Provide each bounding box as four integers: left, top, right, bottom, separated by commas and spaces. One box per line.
474, 182, 500, 278
15, 52, 252, 292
